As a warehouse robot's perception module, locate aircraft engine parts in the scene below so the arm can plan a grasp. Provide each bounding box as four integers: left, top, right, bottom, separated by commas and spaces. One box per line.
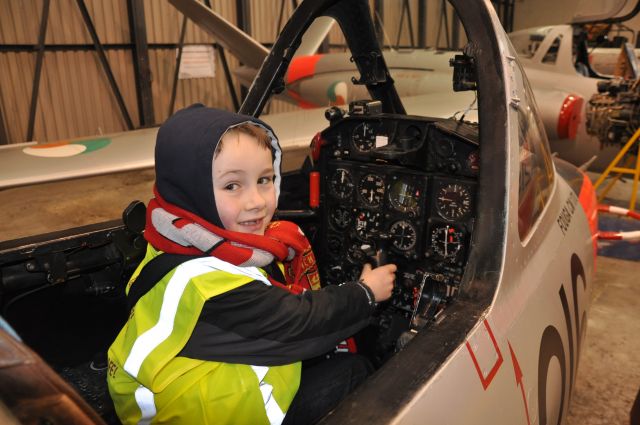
586, 78, 640, 146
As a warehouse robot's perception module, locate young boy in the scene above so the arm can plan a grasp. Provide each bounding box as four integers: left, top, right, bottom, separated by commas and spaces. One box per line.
107, 104, 396, 424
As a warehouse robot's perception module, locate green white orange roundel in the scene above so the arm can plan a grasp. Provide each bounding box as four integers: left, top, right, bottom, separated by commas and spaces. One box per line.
23, 138, 111, 158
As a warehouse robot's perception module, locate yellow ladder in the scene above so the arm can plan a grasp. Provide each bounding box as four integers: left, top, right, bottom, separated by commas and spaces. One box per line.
593, 127, 640, 212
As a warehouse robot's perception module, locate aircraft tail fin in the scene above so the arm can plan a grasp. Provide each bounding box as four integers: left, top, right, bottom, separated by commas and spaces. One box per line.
168, 0, 269, 70
295, 16, 335, 57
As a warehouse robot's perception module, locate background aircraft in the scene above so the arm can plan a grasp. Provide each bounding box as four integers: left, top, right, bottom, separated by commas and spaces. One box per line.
2, 0, 637, 193
0, 0, 597, 423
171, 0, 640, 171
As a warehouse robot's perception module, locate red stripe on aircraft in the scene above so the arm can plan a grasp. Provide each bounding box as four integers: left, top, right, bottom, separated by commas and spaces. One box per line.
287, 54, 324, 84
508, 341, 531, 425
286, 89, 319, 109
578, 172, 598, 264
466, 319, 503, 390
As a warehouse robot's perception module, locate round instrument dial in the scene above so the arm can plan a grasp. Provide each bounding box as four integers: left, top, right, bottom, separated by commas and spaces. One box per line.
347, 244, 367, 264
329, 168, 354, 200
389, 220, 417, 251
434, 137, 454, 158
330, 207, 352, 230
389, 179, 420, 213
327, 234, 344, 257
358, 174, 385, 207
352, 122, 377, 152
355, 210, 383, 240
435, 183, 472, 221
430, 224, 463, 259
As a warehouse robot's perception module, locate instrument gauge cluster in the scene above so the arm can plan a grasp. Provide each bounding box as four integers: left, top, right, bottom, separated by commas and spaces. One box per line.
316, 113, 479, 341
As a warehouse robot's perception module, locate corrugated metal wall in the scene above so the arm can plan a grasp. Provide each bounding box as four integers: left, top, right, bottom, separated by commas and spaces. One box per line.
0, 0, 141, 143
144, 0, 241, 122
0, 0, 465, 145
0, 0, 239, 144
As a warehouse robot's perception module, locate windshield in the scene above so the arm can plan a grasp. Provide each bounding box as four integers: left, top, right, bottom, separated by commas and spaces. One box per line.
515, 66, 555, 240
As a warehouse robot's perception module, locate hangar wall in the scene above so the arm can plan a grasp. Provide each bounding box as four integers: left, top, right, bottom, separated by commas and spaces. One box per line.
0, 0, 240, 145
0, 0, 464, 146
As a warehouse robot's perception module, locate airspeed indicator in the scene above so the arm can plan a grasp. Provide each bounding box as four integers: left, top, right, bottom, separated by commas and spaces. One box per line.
435, 183, 472, 221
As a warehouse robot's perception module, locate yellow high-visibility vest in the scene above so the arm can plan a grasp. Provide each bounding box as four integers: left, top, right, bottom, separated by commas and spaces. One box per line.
107, 246, 300, 424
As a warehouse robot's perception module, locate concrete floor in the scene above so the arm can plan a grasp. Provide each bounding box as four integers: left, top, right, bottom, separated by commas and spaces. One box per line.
566, 256, 640, 425
0, 169, 156, 241
566, 173, 640, 425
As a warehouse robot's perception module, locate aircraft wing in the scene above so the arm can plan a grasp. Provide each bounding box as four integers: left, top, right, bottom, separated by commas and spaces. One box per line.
0, 110, 328, 190
0, 128, 158, 190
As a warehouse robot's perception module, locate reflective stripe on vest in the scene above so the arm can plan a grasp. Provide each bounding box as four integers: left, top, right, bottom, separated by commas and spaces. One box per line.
251, 366, 286, 425
134, 385, 156, 425
123, 256, 272, 423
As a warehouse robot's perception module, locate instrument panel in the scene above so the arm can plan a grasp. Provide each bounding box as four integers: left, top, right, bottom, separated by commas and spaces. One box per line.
314, 105, 478, 348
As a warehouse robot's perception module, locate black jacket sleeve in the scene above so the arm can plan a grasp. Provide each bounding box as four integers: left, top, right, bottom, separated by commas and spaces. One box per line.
178, 280, 375, 366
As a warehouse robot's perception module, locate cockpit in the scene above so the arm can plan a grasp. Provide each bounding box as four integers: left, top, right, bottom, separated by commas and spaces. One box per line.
294, 100, 479, 362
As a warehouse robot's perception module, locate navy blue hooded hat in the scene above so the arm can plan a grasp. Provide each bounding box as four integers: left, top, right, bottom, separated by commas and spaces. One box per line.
154, 104, 282, 228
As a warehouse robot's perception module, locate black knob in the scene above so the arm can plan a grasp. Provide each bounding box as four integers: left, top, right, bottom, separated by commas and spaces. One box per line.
325, 106, 344, 122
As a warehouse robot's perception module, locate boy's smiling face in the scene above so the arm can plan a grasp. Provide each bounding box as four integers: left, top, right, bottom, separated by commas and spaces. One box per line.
213, 130, 276, 235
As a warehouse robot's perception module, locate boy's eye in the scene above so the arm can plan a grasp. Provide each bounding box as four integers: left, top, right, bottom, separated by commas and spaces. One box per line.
258, 175, 275, 185
224, 183, 239, 191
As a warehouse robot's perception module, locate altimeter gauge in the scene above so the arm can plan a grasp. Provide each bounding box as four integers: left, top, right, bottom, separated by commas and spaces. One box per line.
358, 174, 385, 207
